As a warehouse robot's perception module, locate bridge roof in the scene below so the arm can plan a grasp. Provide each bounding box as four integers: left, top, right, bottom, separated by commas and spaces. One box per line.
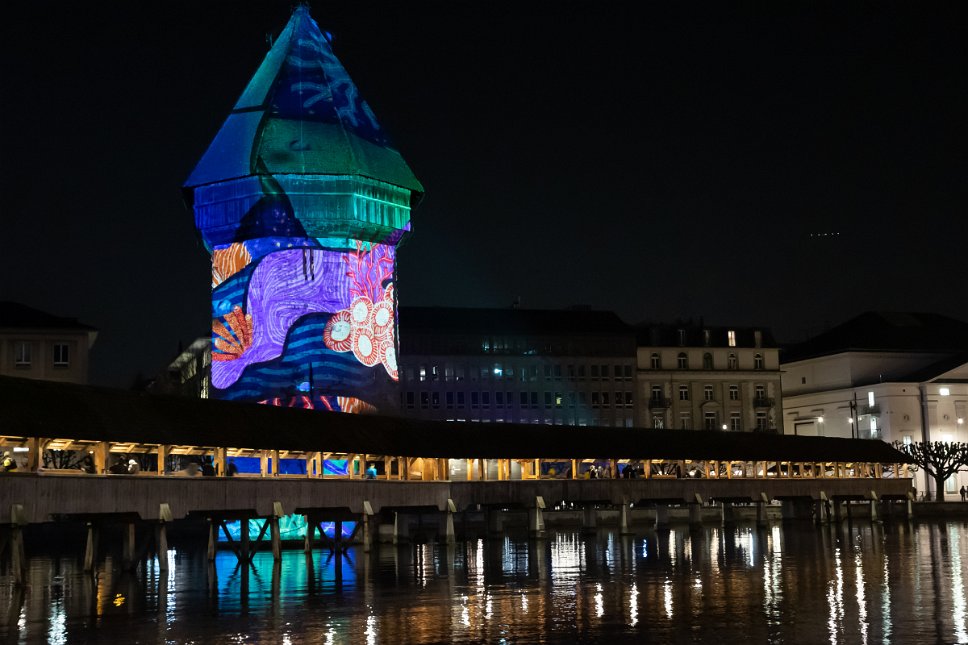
0, 376, 911, 464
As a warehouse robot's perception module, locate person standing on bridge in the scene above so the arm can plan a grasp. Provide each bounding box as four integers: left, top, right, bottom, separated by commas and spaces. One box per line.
365, 463, 378, 479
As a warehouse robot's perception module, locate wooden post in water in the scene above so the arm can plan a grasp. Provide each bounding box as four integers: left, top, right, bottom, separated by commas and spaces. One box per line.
122, 521, 136, 570
271, 502, 283, 562
207, 519, 216, 561
83, 522, 98, 571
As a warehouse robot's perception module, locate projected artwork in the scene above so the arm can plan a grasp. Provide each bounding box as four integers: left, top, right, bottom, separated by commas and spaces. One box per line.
184, 6, 421, 412
218, 514, 356, 542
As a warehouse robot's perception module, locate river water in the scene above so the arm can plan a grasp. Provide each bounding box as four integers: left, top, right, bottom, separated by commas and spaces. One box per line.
1, 520, 966, 644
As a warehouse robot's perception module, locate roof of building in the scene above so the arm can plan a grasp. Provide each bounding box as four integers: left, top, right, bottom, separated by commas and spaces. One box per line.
782, 312, 968, 362
399, 307, 635, 337
895, 352, 968, 384
184, 5, 422, 195
634, 324, 777, 349
0, 376, 911, 464
0, 302, 97, 332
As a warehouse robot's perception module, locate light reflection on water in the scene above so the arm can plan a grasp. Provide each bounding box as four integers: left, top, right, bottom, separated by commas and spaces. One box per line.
1, 521, 967, 644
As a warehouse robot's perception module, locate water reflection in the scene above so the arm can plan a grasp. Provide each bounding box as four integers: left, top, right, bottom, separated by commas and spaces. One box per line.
1, 521, 967, 643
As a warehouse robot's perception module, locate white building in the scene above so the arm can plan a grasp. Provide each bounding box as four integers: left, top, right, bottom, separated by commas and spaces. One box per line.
636, 324, 782, 432
781, 312, 968, 498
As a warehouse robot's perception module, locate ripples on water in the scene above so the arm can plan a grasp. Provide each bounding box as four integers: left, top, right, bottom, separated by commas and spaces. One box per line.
1, 521, 966, 644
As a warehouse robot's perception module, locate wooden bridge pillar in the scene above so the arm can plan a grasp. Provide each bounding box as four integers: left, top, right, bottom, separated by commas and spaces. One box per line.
122, 521, 136, 571
619, 501, 634, 535
270, 502, 284, 561
83, 522, 99, 571
8, 505, 27, 585
441, 499, 456, 545
689, 494, 703, 529
528, 496, 546, 539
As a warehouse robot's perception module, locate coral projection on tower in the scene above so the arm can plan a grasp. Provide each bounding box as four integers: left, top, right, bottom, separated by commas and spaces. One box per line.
183, 6, 422, 413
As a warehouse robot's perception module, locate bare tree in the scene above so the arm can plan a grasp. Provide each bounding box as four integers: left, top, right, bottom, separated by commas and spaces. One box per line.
893, 441, 968, 501
43, 449, 89, 470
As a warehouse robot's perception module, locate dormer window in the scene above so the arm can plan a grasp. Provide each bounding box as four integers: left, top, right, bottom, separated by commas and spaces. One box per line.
727, 330, 736, 347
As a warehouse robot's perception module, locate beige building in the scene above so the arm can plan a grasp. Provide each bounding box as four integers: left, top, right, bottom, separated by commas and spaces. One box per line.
0, 302, 97, 385
635, 325, 782, 432
780, 312, 968, 498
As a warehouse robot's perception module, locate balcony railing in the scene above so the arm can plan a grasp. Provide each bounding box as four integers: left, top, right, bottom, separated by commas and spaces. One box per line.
648, 397, 671, 410
753, 397, 774, 408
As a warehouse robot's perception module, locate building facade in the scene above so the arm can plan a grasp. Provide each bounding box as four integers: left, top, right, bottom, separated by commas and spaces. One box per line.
780, 312, 968, 497
635, 325, 782, 432
183, 6, 421, 414
398, 307, 638, 427
0, 302, 98, 385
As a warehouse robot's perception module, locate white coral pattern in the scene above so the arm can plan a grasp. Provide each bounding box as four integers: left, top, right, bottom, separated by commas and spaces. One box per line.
322, 281, 397, 379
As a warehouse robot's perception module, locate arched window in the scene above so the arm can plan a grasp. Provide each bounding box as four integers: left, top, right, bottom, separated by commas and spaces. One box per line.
650, 353, 661, 369
727, 353, 737, 370
703, 353, 713, 370
677, 352, 688, 369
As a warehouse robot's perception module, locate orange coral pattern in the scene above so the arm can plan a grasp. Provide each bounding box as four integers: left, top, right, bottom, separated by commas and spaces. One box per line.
212, 243, 252, 288
213, 305, 253, 361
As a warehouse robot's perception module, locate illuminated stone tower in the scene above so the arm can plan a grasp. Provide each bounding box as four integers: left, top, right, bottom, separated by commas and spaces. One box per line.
184, 6, 421, 413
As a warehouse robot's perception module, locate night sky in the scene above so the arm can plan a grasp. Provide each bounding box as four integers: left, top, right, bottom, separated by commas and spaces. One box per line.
2, 1, 965, 388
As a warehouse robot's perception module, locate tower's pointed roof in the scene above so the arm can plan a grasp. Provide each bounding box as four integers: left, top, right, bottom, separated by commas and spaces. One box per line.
185, 5, 422, 195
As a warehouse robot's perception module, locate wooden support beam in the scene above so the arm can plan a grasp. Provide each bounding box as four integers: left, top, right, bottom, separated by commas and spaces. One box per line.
214, 447, 226, 478
260, 451, 268, 478
272, 450, 280, 477
571, 459, 577, 480
27, 437, 45, 472
93, 442, 110, 475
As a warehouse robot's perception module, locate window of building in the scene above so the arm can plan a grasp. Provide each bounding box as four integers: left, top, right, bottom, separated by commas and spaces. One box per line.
600, 365, 608, 379
623, 365, 632, 379
432, 392, 440, 408
431, 365, 440, 380
14, 342, 31, 366
590, 365, 599, 378
602, 392, 610, 406
680, 413, 691, 429
755, 385, 766, 401
755, 411, 768, 431
405, 391, 414, 409
624, 391, 633, 406
614, 365, 622, 378
651, 385, 663, 401
445, 392, 454, 408
554, 364, 562, 379
579, 391, 587, 405
420, 392, 429, 409
703, 353, 713, 370
678, 385, 689, 401
444, 365, 454, 381
457, 392, 465, 407
471, 392, 479, 408
650, 353, 661, 369
419, 366, 427, 382
754, 353, 764, 370
456, 366, 465, 382
520, 392, 529, 407
653, 416, 664, 429
544, 365, 552, 379
578, 365, 585, 379
567, 364, 575, 379
677, 329, 686, 346
729, 385, 739, 401
677, 353, 688, 369
495, 391, 504, 406
555, 393, 563, 407
493, 363, 503, 378
727, 330, 736, 347
482, 391, 490, 406
704, 411, 717, 430
530, 392, 538, 407
591, 392, 600, 407
703, 385, 714, 401
730, 412, 741, 431
703, 329, 711, 346
728, 353, 737, 370
505, 392, 513, 408
544, 392, 552, 408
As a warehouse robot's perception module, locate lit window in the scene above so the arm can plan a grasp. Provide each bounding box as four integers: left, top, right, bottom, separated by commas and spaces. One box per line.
727, 330, 736, 347
939, 387, 950, 396
555, 393, 562, 407
868, 391, 875, 407
653, 416, 664, 429
53, 343, 70, 367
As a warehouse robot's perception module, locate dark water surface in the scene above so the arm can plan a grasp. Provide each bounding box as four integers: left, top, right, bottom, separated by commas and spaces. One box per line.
2, 521, 966, 644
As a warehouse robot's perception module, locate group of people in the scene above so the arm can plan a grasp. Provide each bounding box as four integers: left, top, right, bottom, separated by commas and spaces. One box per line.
586, 465, 610, 479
